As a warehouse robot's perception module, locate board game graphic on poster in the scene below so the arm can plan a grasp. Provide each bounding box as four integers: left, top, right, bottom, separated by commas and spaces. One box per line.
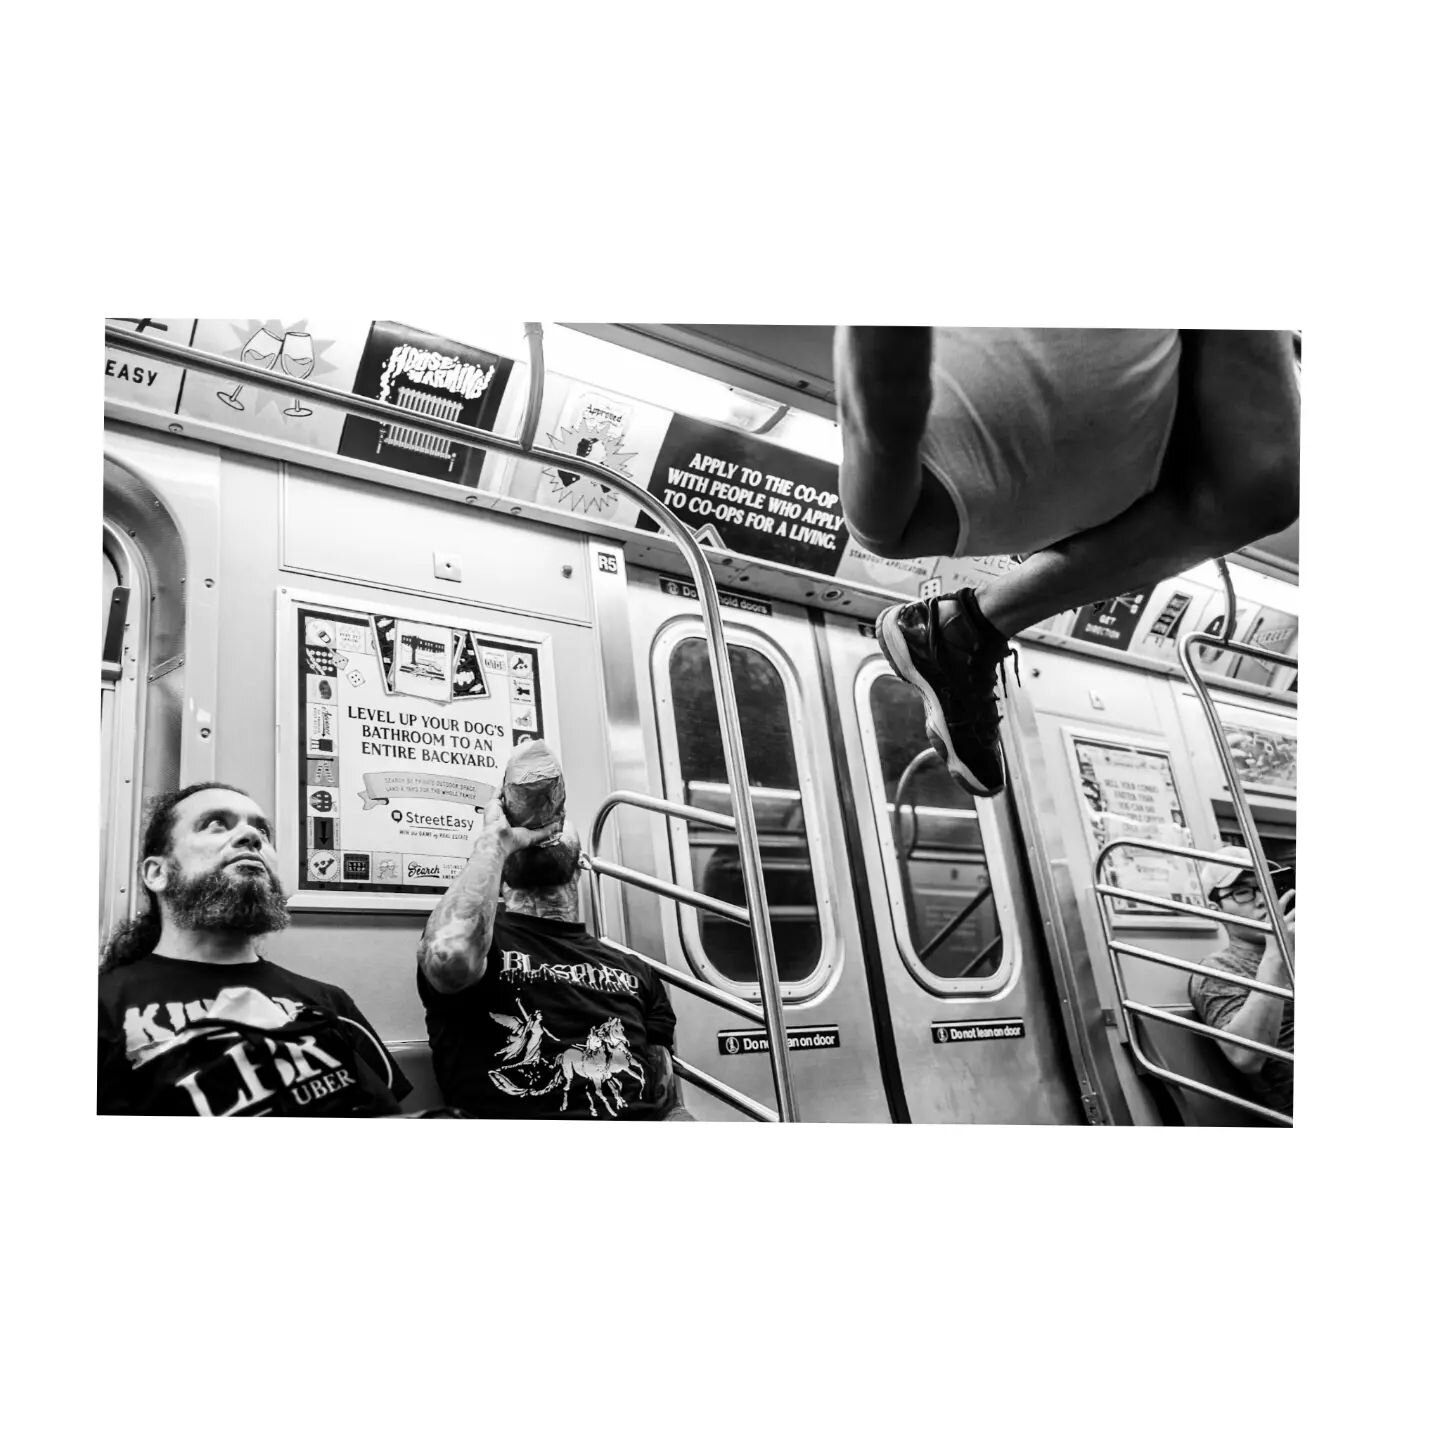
338, 321, 514, 486
1069, 736, 1205, 918
282, 593, 552, 906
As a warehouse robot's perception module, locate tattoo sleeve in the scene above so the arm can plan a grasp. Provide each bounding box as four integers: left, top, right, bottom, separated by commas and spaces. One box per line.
417, 825, 510, 994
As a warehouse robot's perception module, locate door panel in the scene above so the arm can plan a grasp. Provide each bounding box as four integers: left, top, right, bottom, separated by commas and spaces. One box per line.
823, 617, 1085, 1124
608, 568, 890, 1122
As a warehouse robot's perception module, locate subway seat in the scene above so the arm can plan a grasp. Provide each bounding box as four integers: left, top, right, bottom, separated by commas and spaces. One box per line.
390, 1042, 446, 1114
1133, 1007, 1277, 1127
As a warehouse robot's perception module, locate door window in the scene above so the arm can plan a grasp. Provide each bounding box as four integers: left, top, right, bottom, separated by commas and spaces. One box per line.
662, 636, 824, 989
864, 672, 1007, 987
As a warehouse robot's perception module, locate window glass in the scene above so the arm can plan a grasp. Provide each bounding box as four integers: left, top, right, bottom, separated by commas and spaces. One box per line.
667, 638, 820, 985
869, 674, 1003, 980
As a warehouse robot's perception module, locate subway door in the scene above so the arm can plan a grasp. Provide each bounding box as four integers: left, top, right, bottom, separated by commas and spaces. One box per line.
599, 563, 891, 1122
820, 616, 1085, 1124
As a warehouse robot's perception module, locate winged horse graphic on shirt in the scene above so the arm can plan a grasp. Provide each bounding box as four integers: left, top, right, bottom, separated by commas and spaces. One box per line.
488, 1007, 646, 1117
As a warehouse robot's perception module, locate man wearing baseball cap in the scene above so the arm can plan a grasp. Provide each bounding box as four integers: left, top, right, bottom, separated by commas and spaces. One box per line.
1188, 845, 1296, 1118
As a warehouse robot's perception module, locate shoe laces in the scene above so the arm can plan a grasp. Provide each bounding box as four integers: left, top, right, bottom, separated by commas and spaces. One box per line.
948, 635, 1021, 743
998, 645, 1021, 698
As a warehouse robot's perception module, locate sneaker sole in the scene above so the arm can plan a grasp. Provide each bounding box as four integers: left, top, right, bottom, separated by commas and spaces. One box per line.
876, 604, 1007, 799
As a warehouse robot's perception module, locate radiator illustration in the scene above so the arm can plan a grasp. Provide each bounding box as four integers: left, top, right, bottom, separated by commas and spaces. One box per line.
378, 386, 463, 472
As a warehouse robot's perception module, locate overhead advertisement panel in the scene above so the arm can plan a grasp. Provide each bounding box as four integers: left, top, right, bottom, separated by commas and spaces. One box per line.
105, 320, 1299, 625
104, 317, 516, 489
635, 413, 849, 575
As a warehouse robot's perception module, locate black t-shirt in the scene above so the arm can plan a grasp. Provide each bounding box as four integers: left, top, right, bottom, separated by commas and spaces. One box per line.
417, 909, 678, 1119
98, 954, 413, 1117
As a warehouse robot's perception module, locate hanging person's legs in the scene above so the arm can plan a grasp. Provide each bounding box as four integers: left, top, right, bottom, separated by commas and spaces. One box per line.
837, 329, 1300, 796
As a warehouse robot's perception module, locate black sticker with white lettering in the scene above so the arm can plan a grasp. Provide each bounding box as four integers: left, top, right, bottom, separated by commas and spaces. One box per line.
659, 575, 773, 616
931, 1017, 1026, 1044
717, 1025, 839, 1056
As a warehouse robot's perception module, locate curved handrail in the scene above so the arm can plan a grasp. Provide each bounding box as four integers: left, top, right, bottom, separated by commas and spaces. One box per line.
105, 324, 799, 1120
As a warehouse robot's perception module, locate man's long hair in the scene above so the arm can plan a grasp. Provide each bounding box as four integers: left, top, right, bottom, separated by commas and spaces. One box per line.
100, 782, 251, 972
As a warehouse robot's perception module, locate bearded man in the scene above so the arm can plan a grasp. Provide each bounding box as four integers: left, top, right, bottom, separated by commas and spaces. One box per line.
98, 783, 412, 1117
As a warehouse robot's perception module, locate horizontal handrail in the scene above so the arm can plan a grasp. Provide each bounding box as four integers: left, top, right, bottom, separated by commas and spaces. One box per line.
1094, 884, 1273, 933
1181, 629, 1299, 672
1126, 1037, 1293, 1126
1095, 835, 1277, 872
587, 790, 742, 941
1108, 939, 1294, 1002
1125, 999, 1294, 1066
583, 853, 751, 926
590, 789, 739, 849
595, 938, 777, 1121
672, 1057, 778, 1123
594, 937, 767, 1026
585, 784, 792, 1123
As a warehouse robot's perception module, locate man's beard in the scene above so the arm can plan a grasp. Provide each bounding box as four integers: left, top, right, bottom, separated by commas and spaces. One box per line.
502, 840, 580, 892
164, 858, 291, 936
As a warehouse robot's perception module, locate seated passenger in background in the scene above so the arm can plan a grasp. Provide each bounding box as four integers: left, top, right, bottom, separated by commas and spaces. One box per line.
1189, 846, 1295, 1118
417, 742, 693, 1120
836, 328, 1300, 797
98, 783, 413, 1117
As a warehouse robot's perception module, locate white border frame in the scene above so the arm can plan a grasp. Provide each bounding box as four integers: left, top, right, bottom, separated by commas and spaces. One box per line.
275, 584, 559, 913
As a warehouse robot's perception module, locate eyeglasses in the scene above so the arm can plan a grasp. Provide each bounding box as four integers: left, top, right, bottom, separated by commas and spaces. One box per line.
1216, 882, 1259, 905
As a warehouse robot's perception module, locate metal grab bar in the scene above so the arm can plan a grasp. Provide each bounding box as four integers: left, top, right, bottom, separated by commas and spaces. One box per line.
1091, 569, 1297, 1126
1121, 1021, 1292, 1127
1123, 1000, 1294, 1067
1181, 627, 1297, 984
519, 321, 545, 451
594, 937, 767, 1026
586, 790, 740, 938
1094, 883, 1273, 932
673, 1057, 778, 1123
1096, 839, 1295, 1127
1093, 836, 1279, 933
1108, 938, 1294, 1002
583, 853, 751, 927
585, 787, 799, 1122
105, 323, 799, 1121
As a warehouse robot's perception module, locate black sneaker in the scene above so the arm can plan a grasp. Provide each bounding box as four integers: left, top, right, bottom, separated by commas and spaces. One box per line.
876, 590, 1015, 798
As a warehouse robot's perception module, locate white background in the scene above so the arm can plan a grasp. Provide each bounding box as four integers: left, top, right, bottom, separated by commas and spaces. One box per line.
10, 5, 1433, 1437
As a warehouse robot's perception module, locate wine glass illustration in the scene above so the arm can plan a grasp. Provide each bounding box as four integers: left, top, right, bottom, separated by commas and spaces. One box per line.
218, 326, 284, 410
281, 331, 316, 417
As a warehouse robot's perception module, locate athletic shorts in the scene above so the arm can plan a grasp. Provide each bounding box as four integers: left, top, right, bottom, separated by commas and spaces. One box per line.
920, 329, 1181, 557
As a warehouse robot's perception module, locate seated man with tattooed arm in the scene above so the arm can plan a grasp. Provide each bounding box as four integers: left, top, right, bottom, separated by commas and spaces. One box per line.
416, 742, 695, 1120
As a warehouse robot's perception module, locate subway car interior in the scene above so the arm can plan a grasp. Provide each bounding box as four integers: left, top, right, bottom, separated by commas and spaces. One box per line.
101, 320, 1299, 1125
